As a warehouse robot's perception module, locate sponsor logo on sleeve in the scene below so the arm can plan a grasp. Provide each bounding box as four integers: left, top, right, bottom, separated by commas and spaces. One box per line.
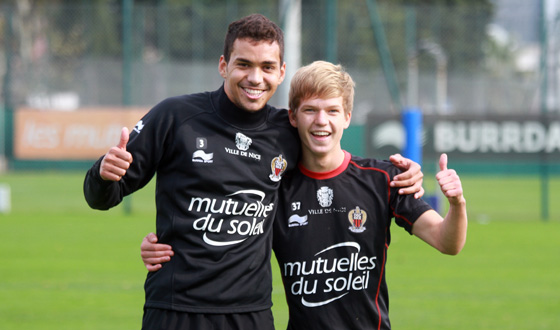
133, 120, 145, 134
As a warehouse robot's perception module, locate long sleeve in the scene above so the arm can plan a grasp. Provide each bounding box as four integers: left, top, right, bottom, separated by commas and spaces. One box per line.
83, 157, 125, 210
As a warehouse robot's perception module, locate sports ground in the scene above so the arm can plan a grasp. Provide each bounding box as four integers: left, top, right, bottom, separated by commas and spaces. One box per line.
1, 171, 559, 329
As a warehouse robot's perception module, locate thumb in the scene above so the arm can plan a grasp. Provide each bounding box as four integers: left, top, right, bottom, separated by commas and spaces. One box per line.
147, 232, 158, 243
439, 153, 448, 171
118, 127, 129, 150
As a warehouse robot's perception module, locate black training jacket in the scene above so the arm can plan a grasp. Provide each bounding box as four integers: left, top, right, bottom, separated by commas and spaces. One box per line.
84, 86, 300, 313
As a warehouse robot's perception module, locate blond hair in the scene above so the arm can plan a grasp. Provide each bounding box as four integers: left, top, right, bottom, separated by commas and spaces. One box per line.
289, 61, 355, 114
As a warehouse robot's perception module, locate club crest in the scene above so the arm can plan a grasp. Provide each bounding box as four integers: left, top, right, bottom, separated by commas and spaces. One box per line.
317, 186, 333, 207
269, 154, 287, 182
235, 132, 252, 151
348, 206, 367, 233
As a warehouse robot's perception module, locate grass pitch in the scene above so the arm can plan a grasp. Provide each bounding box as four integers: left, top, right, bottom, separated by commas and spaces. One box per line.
0, 171, 559, 329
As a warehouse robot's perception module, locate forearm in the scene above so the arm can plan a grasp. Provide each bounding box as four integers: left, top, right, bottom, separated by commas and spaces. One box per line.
439, 197, 468, 255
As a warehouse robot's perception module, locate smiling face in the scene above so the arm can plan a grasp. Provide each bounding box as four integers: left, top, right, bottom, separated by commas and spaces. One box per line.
289, 96, 352, 171
219, 38, 286, 113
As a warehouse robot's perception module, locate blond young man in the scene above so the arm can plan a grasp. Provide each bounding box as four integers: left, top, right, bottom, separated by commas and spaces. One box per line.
272, 61, 467, 329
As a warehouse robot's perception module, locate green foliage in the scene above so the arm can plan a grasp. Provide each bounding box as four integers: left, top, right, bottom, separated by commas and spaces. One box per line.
7, 1, 496, 67
381, 0, 492, 5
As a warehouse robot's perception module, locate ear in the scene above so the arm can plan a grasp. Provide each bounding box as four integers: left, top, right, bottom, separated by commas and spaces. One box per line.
218, 55, 227, 79
278, 62, 287, 84
288, 109, 298, 128
343, 111, 352, 129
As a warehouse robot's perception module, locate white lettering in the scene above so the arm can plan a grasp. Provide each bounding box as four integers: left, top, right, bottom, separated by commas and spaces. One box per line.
434, 120, 560, 154
523, 122, 545, 152
291, 277, 318, 295
227, 218, 264, 236
63, 124, 122, 149
224, 147, 239, 155
479, 122, 500, 152
225, 147, 262, 160
324, 271, 370, 293
546, 123, 560, 152
193, 214, 223, 232
281, 242, 378, 307
501, 122, 522, 152
434, 121, 455, 152
23, 121, 60, 149
189, 190, 272, 246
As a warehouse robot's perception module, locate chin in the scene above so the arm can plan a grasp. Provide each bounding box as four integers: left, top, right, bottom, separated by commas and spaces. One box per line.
243, 104, 265, 112
307, 147, 330, 156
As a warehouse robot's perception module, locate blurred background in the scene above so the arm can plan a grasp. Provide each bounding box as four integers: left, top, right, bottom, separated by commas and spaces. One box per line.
0, 1, 559, 329
1, 0, 560, 214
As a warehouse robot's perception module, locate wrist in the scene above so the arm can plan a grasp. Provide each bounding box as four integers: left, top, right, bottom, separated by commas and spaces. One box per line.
449, 196, 466, 207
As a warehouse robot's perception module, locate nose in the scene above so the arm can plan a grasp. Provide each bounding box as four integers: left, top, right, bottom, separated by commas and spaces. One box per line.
314, 110, 328, 125
247, 67, 263, 85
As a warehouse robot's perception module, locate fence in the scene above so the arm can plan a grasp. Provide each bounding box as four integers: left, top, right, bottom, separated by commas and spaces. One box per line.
0, 0, 558, 169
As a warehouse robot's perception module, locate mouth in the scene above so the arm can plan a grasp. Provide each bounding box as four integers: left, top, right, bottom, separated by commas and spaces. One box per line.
243, 87, 265, 99
311, 131, 331, 138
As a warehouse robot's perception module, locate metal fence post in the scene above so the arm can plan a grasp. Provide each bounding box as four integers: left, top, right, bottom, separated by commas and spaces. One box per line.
122, 0, 133, 215
539, 0, 549, 221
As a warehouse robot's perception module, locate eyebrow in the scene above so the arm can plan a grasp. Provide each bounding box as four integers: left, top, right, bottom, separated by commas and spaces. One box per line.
235, 57, 279, 66
300, 102, 343, 110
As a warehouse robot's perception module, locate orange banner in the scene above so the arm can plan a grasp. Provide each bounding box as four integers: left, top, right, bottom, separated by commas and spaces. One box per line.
14, 107, 149, 160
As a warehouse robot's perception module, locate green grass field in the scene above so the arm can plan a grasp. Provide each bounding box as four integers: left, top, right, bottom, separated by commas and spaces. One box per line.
1, 171, 559, 329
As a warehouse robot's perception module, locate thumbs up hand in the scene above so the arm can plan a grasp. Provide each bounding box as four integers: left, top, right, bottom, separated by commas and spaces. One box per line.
117, 126, 129, 150
435, 153, 464, 205
99, 127, 133, 181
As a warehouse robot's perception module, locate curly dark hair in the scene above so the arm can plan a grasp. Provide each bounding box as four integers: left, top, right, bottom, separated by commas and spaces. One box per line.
223, 14, 284, 64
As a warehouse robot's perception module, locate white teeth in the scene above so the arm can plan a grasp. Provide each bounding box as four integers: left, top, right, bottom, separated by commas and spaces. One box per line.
243, 88, 263, 96
313, 132, 330, 136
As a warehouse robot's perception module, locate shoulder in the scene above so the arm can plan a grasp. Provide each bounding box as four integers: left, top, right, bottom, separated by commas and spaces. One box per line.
266, 106, 299, 139
347, 154, 401, 179
142, 91, 214, 125
266, 106, 292, 128
154, 92, 212, 114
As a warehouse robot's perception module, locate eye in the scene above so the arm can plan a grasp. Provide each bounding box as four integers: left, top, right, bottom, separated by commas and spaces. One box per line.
235, 60, 251, 68
263, 64, 277, 72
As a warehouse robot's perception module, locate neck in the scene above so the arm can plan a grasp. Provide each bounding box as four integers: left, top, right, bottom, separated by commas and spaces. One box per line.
300, 148, 346, 173
213, 85, 269, 128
